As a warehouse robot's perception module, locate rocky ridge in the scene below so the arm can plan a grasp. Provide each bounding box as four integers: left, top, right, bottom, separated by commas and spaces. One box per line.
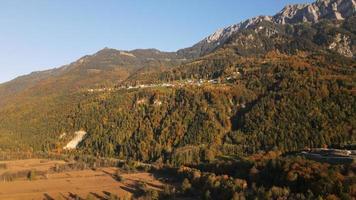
178, 0, 356, 58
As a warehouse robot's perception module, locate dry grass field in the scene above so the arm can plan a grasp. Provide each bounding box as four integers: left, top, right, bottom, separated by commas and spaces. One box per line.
0, 159, 164, 200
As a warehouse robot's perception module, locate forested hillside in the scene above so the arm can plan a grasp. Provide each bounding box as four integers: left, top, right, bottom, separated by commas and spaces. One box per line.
51, 50, 354, 165
0, 2, 354, 165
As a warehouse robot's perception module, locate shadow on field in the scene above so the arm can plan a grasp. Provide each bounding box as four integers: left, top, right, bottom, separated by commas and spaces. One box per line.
90, 192, 106, 200
68, 192, 84, 200
120, 185, 137, 194
43, 193, 55, 200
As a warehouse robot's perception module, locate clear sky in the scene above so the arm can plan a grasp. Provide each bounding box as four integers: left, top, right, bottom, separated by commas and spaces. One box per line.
0, 0, 314, 83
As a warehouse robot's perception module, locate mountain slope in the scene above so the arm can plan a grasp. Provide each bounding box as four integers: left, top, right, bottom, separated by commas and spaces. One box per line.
0, 48, 183, 107
0, 48, 184, 150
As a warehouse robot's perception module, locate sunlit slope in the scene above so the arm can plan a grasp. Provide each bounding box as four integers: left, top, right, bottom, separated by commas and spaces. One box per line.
0, 48, 183, 150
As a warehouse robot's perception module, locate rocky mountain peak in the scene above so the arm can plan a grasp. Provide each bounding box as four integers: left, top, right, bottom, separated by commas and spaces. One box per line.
179, 0, 355, 58
274, 0, 356, 24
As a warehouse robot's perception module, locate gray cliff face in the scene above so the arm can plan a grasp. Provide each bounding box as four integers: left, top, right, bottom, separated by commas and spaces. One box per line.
178, 0, 356, 58
273, 0, 356, 24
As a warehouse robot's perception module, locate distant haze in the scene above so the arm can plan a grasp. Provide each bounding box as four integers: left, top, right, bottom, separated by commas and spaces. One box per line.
0, 0, 313, 83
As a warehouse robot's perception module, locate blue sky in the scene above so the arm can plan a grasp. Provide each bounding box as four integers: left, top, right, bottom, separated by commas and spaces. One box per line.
0, 0, 313, 83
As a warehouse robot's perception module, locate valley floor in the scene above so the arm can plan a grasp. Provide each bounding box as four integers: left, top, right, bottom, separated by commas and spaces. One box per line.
0, 159, 163, 200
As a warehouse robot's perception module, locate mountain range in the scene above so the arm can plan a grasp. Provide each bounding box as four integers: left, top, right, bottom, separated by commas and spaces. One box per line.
0, 0, 354, 164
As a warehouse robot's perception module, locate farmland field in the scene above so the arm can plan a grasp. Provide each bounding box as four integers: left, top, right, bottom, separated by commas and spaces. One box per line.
0, 159, 163, 200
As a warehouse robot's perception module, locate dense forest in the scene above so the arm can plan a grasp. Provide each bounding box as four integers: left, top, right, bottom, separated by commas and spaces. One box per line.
164, 152, 356, 200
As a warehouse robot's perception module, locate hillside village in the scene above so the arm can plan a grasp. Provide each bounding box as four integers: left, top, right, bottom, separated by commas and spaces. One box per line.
86, 72, 240, 93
